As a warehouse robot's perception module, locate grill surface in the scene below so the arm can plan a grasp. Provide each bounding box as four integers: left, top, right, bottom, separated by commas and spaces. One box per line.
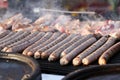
37, 51, 120, 75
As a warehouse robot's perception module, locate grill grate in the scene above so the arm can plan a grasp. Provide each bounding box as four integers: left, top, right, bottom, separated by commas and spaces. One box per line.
37, 51, 120, 75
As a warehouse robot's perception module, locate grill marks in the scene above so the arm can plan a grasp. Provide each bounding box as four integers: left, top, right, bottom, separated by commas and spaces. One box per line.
61, 34, 94, 57
26, 32, 62, 57
0, 31, 30, 51
3, 31, 39, 52
0, 31, 119, 66
23, 32, 53, 56
0, 32, 15, 43
6, 32, 45, 52
34, 33, 68, 59
41, 34, 76, 59
60, 37, 97, 65
0, 30, 10, 39
72, 36, 108, 66
82, 37, 117, 65
98, 42, 120, 65
48, 35, 82, 61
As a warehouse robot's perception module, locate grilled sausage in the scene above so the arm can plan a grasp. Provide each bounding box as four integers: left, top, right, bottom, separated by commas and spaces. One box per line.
48, 35, 82, 61
41, 34, 76, 59
6, 32, 45, 52
82, 37, 117, 65
0, 32, 15, 43
72, 36, 108, 66
1, 31, 30, 51
0, 30, 10, 39
61, 34, 94, 57
60, 37, 97, 65
34, 33, 68, 59
33, 14, 52, 24
3, 13, 23, 26
23, 32, 53, 55
99, 42, 120, 65
26, 32, 62, 56
0, 31, 24, 45
4, 31, 39, 52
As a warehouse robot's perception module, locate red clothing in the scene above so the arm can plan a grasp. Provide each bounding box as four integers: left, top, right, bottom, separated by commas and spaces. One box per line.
0, 0, 8, 8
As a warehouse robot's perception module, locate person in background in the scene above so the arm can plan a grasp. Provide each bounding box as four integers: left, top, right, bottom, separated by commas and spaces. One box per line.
0, 0, 8, 19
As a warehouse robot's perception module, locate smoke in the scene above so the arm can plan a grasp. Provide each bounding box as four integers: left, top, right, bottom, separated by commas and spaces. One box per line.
1, 0, 65, 21
26, 0, 65, 20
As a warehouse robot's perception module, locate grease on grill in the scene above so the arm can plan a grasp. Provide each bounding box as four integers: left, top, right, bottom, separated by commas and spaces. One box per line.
0, 59, 32, 80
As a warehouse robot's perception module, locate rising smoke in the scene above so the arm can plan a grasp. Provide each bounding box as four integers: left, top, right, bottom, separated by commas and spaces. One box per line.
1, 0, 64, 21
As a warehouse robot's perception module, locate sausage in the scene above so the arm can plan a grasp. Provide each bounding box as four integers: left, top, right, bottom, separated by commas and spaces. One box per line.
98, 42, 120, 65
110, 31, 120, 40
0, 30, 10, 39
48, 34, 82, 61
40, 34, 76, 59
82, 37, 117, 65
115, 31, 120, 39
60, 37, 97, 65
0, 32, 15, 43
61, 34, 94, 57
4, 31, 39, 52
26, 32, 62, 56
3, 13, 23, 26
0, 31, 23, 45
72, 36, 108, 66
1, 31, 30, 51
14, 24, 34, 32
33, 14, 52, 24
6, 32, 45, 52
34, 33, 68, 59
23, 32, 53, 56
94, 33, 102, 39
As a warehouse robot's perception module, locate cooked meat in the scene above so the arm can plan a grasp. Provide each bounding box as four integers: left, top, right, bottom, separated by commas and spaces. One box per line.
34, 33, 68, 59
60, 37, 97, 66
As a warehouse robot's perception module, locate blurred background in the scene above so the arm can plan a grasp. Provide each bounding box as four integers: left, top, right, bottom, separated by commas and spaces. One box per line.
0, 0, 120, 20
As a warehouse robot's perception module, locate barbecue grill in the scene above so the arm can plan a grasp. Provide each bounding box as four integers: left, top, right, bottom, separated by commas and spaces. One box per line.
0, 0, 120, 80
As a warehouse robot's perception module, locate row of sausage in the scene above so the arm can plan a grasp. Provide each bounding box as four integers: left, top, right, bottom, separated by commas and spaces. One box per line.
0, 30, 120, 66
